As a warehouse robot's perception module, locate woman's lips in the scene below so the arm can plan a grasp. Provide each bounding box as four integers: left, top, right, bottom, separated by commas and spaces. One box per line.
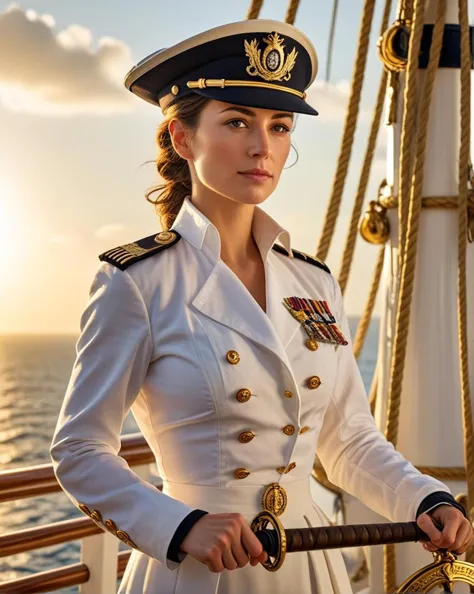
238, 172, 272, 182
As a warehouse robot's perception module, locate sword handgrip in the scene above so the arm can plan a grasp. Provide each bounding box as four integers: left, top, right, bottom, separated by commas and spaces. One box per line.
283, 521, 427, 552
251, 511, 441, 571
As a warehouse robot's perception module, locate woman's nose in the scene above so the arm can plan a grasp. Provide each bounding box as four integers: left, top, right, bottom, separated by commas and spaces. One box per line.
248, 129, 271, 158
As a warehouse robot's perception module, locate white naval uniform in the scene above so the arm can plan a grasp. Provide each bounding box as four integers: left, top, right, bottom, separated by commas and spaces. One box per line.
50, 196, 452, 594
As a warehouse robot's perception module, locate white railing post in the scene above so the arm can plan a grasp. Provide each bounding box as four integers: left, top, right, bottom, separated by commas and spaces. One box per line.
80, 531, 120, 594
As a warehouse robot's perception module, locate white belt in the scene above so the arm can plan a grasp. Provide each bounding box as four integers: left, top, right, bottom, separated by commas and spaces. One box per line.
162, 477, 316, 594
163, 475, 314, 518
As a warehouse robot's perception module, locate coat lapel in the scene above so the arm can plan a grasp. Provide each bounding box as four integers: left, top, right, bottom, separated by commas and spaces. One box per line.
192, 260, 290, 363
265, 259, 302, 350
192, 257, 303, 364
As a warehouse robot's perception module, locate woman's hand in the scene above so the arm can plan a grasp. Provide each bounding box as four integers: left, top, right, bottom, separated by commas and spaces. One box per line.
180, 512, 268, 572
417, 504, 474, 554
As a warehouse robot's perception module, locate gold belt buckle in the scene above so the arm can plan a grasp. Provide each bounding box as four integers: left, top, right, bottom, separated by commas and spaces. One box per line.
261, 482, 287, 516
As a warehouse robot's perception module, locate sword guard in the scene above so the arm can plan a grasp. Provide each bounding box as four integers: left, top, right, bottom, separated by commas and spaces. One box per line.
251, 510, 287, 571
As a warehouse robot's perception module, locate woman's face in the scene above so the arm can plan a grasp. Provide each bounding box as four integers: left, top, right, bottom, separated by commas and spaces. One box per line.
178, 99, 294, 206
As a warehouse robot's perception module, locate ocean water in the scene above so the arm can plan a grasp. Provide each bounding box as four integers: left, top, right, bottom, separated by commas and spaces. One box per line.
0, 317, 379, 592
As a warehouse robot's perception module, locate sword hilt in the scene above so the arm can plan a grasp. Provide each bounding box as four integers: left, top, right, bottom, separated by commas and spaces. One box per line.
251, 510, 443, 571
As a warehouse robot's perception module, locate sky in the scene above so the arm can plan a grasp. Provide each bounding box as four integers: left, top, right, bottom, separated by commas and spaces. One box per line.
0, 0, 471, 334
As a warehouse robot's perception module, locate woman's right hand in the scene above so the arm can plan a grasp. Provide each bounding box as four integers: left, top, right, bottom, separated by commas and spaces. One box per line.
180, 512, 268, 572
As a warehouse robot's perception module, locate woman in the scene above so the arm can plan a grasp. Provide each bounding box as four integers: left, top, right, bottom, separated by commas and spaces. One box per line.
50, 18, 473, 594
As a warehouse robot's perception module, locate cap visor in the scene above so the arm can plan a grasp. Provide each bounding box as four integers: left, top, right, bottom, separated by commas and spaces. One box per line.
189, 86, 318, 116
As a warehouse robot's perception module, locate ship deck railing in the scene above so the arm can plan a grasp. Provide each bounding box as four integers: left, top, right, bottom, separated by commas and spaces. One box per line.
0, 432, 158, 593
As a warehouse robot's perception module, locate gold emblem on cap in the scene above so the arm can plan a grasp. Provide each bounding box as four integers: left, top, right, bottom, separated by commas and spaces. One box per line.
262, 482, 287, 516
245, 32, 298, 82
171, 85, 180, 95
154, 230, 176, 245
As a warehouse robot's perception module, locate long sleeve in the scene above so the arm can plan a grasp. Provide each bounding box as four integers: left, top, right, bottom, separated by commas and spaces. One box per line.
166, 509, 209, 562
50, 262, 195, 570
315, 275, 453, 524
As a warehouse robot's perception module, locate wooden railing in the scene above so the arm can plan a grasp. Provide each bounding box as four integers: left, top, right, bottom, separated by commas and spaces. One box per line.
0, 432, 157, 593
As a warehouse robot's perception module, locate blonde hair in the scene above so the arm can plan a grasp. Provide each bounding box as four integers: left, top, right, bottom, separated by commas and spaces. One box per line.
145, 94, 211, 230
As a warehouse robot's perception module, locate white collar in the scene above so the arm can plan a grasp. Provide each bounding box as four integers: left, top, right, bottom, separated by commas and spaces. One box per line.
170, 195, 293, 262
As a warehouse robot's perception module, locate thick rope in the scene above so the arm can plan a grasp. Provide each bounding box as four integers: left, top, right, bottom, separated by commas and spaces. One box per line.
381, 194, 474, 208
383, 2, 446, 591
400, 0, 414, 20
396, 2, 425, 269
369, 370, 378, 415
284, 0, 301, 25
246, 0, 264, 19
457, 0, 474, 568
353, 246, 385, 359
337, 71, 387, 295
315, 0, 376, 261
416, 466, 466, 481
337, 0, 393, 295
384, 0, 445, 466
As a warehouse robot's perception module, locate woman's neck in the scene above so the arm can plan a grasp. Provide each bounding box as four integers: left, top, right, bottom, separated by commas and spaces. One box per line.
190, 191, 261, 269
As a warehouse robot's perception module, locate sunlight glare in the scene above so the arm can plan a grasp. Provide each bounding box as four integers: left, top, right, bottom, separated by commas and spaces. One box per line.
0, 177, 26, 280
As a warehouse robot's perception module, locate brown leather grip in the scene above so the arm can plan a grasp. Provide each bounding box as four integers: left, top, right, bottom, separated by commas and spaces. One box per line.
285, 521, 426, 552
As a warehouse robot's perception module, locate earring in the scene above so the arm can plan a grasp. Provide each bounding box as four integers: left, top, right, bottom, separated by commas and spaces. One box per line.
284, 144, 298, 170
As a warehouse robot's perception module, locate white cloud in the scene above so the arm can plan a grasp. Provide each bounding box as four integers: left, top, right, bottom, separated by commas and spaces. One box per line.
0, 4, 135, 115
306, 79, 373, 122
94, 223, 129, 241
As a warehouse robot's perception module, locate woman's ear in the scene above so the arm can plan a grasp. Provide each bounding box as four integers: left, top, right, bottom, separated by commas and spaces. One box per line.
168, 118, 193, 160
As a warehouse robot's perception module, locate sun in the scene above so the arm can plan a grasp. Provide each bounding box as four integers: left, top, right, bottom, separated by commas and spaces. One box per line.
0, 179, 19, 248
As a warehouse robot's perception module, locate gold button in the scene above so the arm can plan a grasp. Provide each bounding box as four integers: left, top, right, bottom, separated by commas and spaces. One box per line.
262, 483, 288, 516
154, 230, 176, 245
284, 390, 294, 398
104, 519, 118, 535
307, 375, 321, 389
90, 509, 103, 523
238, 431, 255, 443
299, 426, 310, 434
78, 503, 92, 517
282, 424, 295, 436
276, 462, 296, 474
171, 85, 180, 95
236, 388, 251, 402
226, 350, 240, 364
117, 529, 139, 550
306, 339, 319, 351
234, 468, 250, 479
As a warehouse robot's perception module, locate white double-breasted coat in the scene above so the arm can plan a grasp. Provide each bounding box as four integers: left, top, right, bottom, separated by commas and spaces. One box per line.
50, 196, 451, 594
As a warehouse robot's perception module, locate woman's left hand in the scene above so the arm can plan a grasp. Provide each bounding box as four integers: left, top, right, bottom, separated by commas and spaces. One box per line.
417, 504, 474, 554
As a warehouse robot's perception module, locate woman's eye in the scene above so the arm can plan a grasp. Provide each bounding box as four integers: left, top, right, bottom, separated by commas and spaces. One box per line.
273, 124, 290, 133
228, 119, 246, 128
226, 120, 290, 133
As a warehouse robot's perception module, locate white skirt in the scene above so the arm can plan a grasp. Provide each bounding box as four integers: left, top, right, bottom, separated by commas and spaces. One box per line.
118, 476, 353, 594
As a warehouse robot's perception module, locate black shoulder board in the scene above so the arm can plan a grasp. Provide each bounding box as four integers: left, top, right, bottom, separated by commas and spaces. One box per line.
272, 243, 331, 274
98, 230, 181, 271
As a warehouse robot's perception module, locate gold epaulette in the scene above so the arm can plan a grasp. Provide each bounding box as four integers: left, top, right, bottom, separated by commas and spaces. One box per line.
98, 230, 181, 270
272, 243, 331, 274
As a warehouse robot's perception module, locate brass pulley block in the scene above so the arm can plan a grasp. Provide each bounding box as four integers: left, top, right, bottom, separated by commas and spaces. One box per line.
359, 200, 390, 245
377, 19, 412, 72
